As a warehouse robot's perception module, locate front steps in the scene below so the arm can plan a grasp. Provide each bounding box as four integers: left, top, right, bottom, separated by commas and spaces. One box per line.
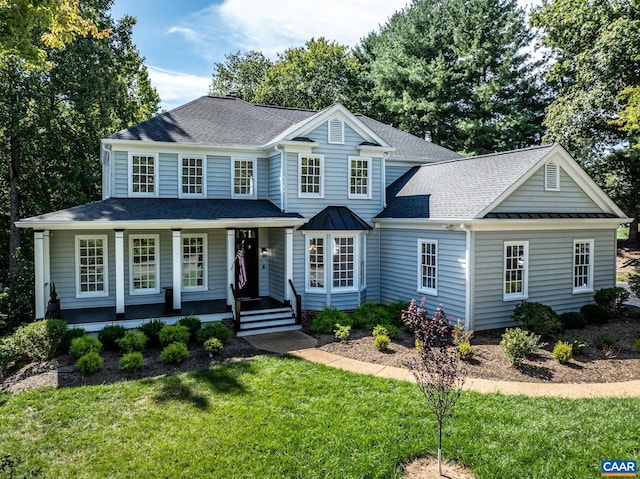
236, 306, 301, 337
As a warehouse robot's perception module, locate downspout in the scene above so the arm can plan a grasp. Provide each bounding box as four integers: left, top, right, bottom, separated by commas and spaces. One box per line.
275, 144, 285, 212
460, 223, 474, 330
382, 152, 390, 208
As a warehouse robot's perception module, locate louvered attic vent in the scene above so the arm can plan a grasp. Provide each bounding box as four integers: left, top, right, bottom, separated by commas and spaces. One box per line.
545, 161, 560, 191
328, 117, 344, 144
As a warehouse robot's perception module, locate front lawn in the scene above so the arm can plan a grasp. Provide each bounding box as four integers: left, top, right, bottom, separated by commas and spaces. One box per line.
1, 356, 638, 478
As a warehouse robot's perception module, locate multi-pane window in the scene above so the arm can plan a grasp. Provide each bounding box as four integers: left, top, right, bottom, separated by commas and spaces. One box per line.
349, 157, 370, 198
181, 156, 204, 196
76, 236, 107, 297
504, 241, 528, 300
182, 235, 206, 290
332, 236, 355, 289
308, 237, 325, 290
130, 235, 159, 294
233, 159, 254, 197
418, 240, 437, 295
573, 240, 593, 292
130, 154, 156, 195
299, 155, 323, 197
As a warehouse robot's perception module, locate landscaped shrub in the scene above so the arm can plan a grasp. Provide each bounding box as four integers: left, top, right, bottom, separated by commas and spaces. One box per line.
0, 336, 20, 378
177, 314, 202, 340
139, 318, 166, 347
373, 334, 390, 351
196, 322, 233, 344
402, 300, 452, 349
334, 323, 351, 342
117, 330, 148, 353
452, 321, 473, 346
59, 327, 86, 353
352, 303, 391, 330
559, 311, 587, 330
311, 306, 352, 334
12, 319, 68, 361
75, 351, 103, 375
511, 301, 561, 336
499, 328, 546, 366
385, 299, 409, 327
158, 324, 190, 347
558, 335, 587, 355
553, 341, 573, 364
580, 303, 611, 325
372, 324, 400, 339
69, 335, 102, 359
204, 337, 224, 355
592, 332, 620, 349
457, 342, 474, 361
634, 339, 640, 354
98, 325, 126, 351
119, 352, 144, 372
594, 287, 630, 317
160, 342, 189, 364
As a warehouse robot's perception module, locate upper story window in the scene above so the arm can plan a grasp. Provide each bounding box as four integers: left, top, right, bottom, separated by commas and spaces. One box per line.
417, 239, 437, 295
129, 153, 157, 196
328, 117, 344, 144
182, 234, 207, 291
545, 161, 560, 191
76, 235, 108, 298
299, 154, 324, 198
349, 156, 371, 199
573, 239, 594, 293
180, 155, 205, 197
504, 241, 528, 301
130, 234, 159, 295
233, 159, 255, 198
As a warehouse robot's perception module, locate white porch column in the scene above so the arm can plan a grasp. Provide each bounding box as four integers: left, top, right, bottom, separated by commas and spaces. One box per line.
284, 228, 293, 302
226, 229, 235, 305
114, 230, 125, 318
33, 231, 46, 318
172, 229, 182, 313
43, 231, 51, 301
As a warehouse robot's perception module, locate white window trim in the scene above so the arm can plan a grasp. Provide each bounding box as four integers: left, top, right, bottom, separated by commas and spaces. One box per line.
129, 234, 160, 295
231, 158, 256, 199
331, 234, 359, 293
348, 156, 372, 199
545, 161, 560, 191
417, 239, 438, 296
503, 240, 529, 301
304, 232, 362, 293
305, 235, 326, 293
178, 154, 206, 198
573, 239, 594, 294
128, 152, 159, 197
181, 233, 208, 292
75, 235, 109, 298
298, 154, 324, 198
328, 117, 345, 144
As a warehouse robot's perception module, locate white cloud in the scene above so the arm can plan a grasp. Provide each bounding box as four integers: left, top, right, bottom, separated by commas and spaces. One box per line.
147, 66, 211, 110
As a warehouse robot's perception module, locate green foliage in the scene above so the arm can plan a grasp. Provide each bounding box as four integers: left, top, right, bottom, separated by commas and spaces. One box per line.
139, 318, 166, 348
372, 324, 399, 339
634, 338, 640, 354
311, 306, 352, 334
500, 328, 546, 366
452, 321, 473, 346
0, 250, 35, 326
630, 268, 640, 298
98, 325, 126, 351
158, 325, 190, 347
373, 334, 390, 351
385, 300, 409, 327
204, 337, 224, 355
594, 287, 630, 317
75, 351, 103, 375
334, 324, 351, 342
0, 336, 20, 377
558, 336, 587, 356
552, 341, 573, 364
511, 301, 561, 336
196, 322, 233, 344
117, 330, 148, 353
559, 311, 587, 330
119, 352, 144, 373
457, 342, 474, 361
69, 335, 102, 359
13, 319, 67, 361
580, 304, 611, 325
209, 50, 273, 101
351, 303, 391, 330
59, 327, 86, 353
160, 342, 189, 364
177, 315, 202, 341
593, 332, 620, 349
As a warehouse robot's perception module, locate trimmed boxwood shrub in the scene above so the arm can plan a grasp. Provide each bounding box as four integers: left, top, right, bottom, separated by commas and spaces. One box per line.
117, 330, 148, 353
158, 324, 190, 346
98, 325, 126, 351
119, 352, 144, 372
59, 327, 86, 354
511, 301, 562, 336
311, 306, 352, 334
204, 337, 224, 355
76, 351, 103, 375
160, 342, 189, 364
177, 315, 202, 340
553, 341, 573, 364
69, 335, 102, 359
139, 318, 166, 348
196, 322, 233, 344
373, 334, 390, 351
580, 303, 611, 325
559, 311, 587, 330
352, 303, 392, 330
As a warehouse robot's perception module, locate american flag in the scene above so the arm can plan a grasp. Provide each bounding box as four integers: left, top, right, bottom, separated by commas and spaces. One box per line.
236, 247, 247, 289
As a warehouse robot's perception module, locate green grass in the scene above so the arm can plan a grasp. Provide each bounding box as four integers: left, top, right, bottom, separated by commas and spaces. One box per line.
1, 356, 639, 478
618, 225, 630, 240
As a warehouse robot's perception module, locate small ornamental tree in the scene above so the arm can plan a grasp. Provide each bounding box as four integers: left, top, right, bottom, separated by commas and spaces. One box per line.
402, 299, 465, 477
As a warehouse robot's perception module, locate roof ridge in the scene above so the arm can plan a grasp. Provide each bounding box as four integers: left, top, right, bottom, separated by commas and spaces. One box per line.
417, 144, 556, 168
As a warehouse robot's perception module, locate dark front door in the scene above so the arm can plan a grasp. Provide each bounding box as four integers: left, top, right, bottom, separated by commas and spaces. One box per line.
235, 229, 259, 298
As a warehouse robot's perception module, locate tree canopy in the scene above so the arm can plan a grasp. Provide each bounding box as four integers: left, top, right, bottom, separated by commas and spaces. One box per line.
209, 50, 272, 102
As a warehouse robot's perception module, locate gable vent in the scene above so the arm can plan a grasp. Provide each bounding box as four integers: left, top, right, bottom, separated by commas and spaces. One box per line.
328, 118, 344, 144
545, 161, 560, 191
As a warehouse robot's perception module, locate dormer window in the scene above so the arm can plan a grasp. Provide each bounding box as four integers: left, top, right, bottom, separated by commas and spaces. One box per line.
328, 117, 344, 144
545, 161, 560, 191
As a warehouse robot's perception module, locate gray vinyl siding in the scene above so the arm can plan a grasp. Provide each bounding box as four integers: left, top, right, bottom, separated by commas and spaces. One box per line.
181, 229, 227, 302
472, 228, 617, 330
268, 152, 282, 209
268, 228, 285, 302
364, 229, 380, 304
379, 228, 467, 321
257, 158, 268, 199
159, 153, 178, 197
114, 151, 128, 197
207, 155, 231, 198
491, 164, 602, 213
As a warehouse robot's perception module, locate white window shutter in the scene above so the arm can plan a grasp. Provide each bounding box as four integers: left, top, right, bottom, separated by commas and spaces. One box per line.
328, 118, 344, 144
545, 162, 560, 190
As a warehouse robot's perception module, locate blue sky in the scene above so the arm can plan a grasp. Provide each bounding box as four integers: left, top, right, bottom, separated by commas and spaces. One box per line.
110, 0, 541, 111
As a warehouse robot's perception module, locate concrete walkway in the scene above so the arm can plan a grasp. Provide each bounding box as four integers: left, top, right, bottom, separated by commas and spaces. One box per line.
246, 331, 640, 399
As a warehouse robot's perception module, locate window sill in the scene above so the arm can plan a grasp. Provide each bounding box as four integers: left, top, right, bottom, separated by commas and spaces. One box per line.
76, 292, 109, 299
572, 288, 593, 295
330, 287, 358, 294
417, 288, 437, 296
130, 289, 161, 296
503, 295, 528, 302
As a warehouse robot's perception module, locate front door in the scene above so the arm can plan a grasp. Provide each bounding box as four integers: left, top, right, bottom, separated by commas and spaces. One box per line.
235, 229, 259, 298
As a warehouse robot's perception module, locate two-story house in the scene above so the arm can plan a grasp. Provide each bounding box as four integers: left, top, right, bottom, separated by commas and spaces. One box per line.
18, 95, 627, 335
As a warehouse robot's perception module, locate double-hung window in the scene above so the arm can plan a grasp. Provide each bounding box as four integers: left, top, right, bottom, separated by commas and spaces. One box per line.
417, 240, 438, 295
348, 156, 371, 199
332, 236, 355, 289
504, 241, 528, 300
299, 154, 324, 198
130, 153, 157, 196
307, 236, 325, 291
130, 235, 159, 294
180, 155, 205, 197
76, 235, 108, 298
573, 239, 594, 293
233, 159, 255, 197
182, 234, 207, 291
306, 233, 359, 293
